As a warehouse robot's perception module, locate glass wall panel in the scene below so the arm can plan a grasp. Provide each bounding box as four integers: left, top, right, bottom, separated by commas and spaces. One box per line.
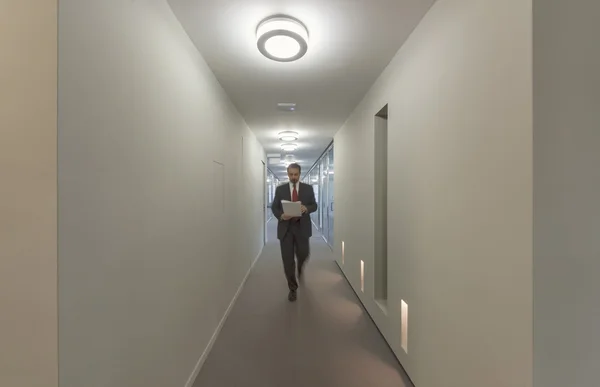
320, 154, 329, 241
266, 170, 272, 222
310, 166, 320, 228
326, 147, 334, 246
302, 142, 334, 240
266, 169, 279, 222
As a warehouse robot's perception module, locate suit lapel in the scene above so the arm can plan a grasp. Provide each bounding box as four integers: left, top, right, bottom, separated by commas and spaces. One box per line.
302, 183, 310, 201
297, 182, 305, 202
282, 183, 291, 201
297, 183, 305, 202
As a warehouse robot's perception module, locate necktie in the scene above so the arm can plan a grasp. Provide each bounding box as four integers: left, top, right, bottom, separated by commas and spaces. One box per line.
292, 184, 300, 222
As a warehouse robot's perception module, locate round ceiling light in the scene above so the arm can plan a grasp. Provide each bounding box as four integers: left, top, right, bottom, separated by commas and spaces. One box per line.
256, 16, 309, 62
278, 131, 299, 141
281, 143, 298, 152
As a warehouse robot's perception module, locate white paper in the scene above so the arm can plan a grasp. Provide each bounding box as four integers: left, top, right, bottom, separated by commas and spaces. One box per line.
281, 200, 302, 217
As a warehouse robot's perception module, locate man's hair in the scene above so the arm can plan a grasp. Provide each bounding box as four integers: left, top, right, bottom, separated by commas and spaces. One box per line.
287, 163, 301, 174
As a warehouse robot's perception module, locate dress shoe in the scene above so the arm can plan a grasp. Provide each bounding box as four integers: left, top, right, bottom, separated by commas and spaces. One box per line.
288, 290, 297, 302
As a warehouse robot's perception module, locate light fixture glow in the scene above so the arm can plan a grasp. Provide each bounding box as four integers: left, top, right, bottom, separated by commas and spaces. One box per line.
256, 16, 309, 62
281, 155, 296, 165
360, 260, 365, 292
281, 143, 298, 152
278, 131, 299, 141
401, 300, 408, 353
265, 36, 300, 59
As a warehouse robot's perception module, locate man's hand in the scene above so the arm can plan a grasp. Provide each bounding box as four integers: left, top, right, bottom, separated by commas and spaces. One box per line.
300, 205, 307, 214
281, 214, 293, 221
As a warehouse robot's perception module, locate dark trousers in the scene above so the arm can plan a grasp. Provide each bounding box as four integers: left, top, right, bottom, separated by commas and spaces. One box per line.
280, 223, 310, 291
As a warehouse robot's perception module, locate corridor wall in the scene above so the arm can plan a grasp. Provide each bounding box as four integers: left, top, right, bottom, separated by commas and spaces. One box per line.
532, 1, 600, 386
57, 1, 265, 386
0, 1, 59, 386
334, 1, 533, 386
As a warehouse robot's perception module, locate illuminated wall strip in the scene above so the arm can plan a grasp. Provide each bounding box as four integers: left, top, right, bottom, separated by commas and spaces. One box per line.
360, 260, 365, 292
341, 241, 345, 264
401, 300, 408, 353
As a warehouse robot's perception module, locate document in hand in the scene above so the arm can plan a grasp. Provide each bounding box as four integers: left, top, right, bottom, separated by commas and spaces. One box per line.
281, 200, 302, 217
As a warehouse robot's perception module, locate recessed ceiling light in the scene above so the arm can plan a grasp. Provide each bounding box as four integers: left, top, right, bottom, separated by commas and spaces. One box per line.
278, 131, 298, 141
277, 102, 297, 112
281, 143, 298, 152
256, 16, 309, 62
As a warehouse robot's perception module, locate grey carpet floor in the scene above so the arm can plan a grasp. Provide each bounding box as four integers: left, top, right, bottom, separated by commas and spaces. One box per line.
193, 220, 414, 387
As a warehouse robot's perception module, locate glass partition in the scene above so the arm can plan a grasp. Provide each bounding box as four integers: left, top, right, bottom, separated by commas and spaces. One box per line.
266, 168, 279, 222
326, 147, 334, 245
302, 142, 334, 248
309, 166, 320, 227
320, 155, 329, 241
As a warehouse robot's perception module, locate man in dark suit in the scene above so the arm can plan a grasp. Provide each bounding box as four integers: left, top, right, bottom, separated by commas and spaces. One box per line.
271, 163, 318, 302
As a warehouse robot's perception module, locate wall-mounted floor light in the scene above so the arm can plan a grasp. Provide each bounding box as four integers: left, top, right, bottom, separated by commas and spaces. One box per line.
360, 260, 365, 292
401, 300, 408, 353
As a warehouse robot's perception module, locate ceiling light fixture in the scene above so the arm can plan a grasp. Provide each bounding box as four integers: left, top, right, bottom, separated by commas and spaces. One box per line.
277, 102, 297, 112
278, 131, 299, 141
281, 143, 298, 152
256, 15, 309, 62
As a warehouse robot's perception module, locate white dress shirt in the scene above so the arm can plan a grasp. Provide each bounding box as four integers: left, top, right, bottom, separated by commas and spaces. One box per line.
280, 182, 301, 221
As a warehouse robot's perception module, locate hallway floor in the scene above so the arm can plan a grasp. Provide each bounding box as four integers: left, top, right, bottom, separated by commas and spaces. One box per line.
193, 220, 413, 387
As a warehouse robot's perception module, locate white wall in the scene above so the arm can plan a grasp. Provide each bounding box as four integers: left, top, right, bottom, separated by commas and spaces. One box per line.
0, 2, 58, 386
57, 1, 265, 386
533, 1, 600, 386
334, 1, 533, 386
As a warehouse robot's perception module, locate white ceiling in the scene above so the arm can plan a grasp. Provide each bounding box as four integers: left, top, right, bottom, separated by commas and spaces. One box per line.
168, 0, 435, 179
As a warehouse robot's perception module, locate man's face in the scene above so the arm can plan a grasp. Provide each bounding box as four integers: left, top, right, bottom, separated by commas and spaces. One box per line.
287, 167, 300, 184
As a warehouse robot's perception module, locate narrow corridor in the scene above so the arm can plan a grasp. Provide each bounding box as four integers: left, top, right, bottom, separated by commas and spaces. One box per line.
193, 220, 413, 387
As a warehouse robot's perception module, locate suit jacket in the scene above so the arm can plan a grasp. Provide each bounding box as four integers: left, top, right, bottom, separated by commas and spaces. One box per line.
271, 182, 318, 240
